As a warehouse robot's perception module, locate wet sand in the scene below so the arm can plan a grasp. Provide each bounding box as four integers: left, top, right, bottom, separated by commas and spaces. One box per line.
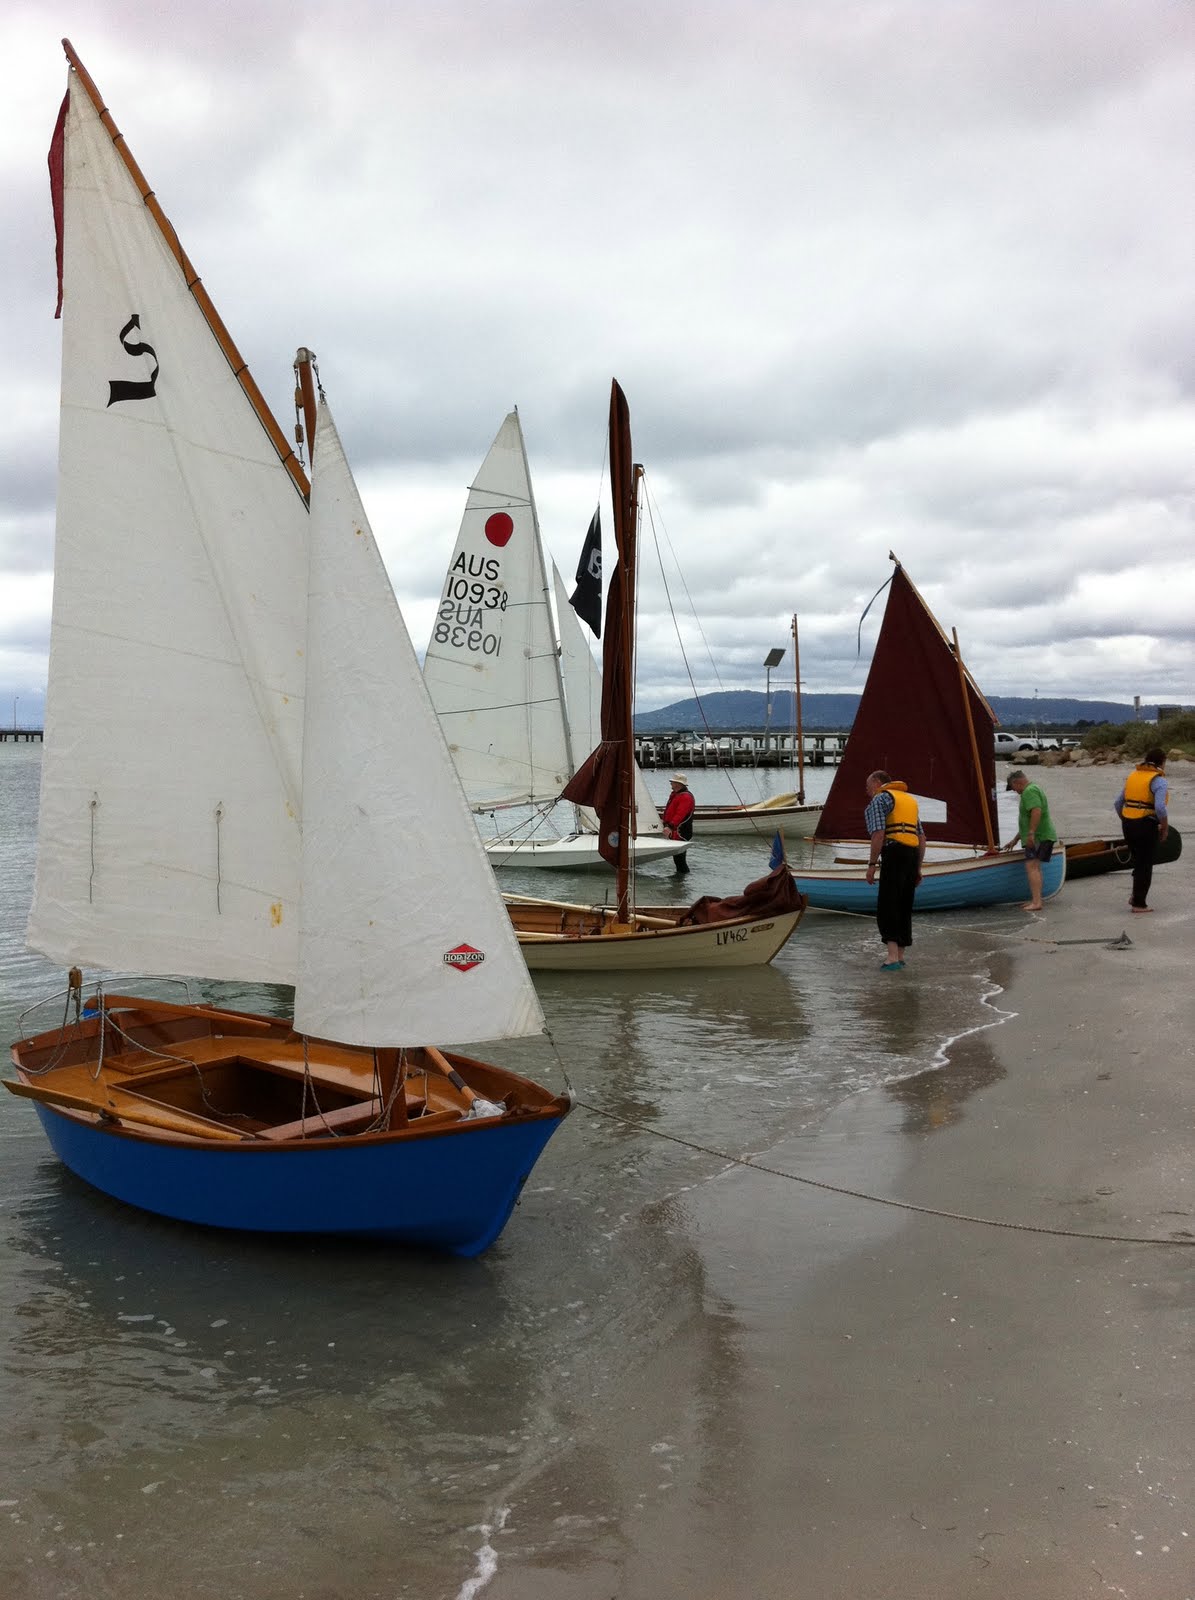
493, 759, 1195, 1600
738, 759, 1195, 1598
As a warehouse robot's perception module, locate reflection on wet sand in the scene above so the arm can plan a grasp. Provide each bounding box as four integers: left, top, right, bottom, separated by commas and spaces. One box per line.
881, 952, 1013, 1133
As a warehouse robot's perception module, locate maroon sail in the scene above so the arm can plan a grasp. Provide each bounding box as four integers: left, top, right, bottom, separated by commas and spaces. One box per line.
561, 381, 637, 910
815, 564, 998, 846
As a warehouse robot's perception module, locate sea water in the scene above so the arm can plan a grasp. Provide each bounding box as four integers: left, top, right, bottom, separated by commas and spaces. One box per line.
0, 742, 1018, 1600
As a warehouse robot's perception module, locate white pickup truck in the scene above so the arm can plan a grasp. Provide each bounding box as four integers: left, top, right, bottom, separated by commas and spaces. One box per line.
994, 732, 1064, 756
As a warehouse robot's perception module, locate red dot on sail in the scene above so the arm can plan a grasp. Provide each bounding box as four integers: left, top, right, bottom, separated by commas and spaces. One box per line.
485, 512, 515, 547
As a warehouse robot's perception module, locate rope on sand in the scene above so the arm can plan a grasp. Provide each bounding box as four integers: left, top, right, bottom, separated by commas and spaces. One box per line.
574, 1097, 1194, 1248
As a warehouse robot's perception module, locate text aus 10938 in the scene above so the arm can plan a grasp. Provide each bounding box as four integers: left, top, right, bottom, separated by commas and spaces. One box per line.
434, 570, 509, 655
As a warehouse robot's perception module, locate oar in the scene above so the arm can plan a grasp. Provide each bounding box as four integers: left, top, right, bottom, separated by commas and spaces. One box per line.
4, 1078, 249, 1141
420, 1048, 505, 1118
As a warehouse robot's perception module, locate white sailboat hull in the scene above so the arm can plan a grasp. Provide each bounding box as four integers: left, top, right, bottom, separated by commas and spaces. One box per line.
692, 797, 823, 837
485, 833, 683, 870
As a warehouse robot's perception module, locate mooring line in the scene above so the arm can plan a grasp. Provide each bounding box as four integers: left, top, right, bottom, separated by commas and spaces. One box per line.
572, 1097, 1194, 1247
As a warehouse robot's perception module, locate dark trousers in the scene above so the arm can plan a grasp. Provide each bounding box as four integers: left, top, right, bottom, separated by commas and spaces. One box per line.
1122, 816, 1159, 907
876, 842, 919, 948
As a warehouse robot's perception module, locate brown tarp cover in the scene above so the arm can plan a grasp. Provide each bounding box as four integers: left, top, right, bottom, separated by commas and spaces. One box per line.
679, 864, 805, 926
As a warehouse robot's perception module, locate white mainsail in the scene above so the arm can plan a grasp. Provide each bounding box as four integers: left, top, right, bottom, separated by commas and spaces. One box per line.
29, 68, 544, 1047
422, 412, 570, 809
295, 402, 544, 1044
29, 69, 308, 981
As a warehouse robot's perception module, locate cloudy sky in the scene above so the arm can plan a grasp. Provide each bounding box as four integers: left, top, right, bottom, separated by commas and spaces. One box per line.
2, 0, 1193, 725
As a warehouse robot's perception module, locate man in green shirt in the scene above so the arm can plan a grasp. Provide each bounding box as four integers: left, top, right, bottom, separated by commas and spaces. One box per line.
1003, 769, 1058, 911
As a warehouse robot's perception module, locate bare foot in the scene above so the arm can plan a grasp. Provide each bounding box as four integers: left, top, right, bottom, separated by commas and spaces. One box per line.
1021, 902, 1044, 912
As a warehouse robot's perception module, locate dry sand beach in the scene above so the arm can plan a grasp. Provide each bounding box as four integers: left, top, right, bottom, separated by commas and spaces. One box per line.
493, 759, 1194, 1600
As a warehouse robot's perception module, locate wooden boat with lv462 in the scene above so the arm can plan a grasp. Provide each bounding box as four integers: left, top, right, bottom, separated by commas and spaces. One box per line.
504, 892, 803, 970
7, 42, 568, 1254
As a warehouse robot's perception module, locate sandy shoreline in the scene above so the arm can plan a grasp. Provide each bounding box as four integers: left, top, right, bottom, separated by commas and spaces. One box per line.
744, 759, 1195, 1598
752, 762, 1195, 1597
491, 759, 1194, 1600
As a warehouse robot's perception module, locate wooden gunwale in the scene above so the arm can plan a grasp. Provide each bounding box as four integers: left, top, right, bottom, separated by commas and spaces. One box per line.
10, 996, 566, 1144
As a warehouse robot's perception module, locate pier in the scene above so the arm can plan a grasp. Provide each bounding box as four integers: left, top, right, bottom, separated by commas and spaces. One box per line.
0, 728, 43, 742
634, 728, 845, 769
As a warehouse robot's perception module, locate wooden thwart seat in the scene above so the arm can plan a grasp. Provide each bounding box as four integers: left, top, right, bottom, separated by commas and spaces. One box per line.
256, 1097, 386, 1142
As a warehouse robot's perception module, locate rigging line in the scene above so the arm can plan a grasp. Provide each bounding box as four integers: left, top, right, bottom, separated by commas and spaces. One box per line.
541, 1025, 575, 1100
571, 1097, 1195, 1247
639, 471, 725, 697
637, 474, 779, 815
636, 483, 718, 739
857, 572, 893, 656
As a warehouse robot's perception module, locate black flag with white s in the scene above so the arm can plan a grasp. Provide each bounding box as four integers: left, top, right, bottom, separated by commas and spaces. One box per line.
569, 508, 603, 637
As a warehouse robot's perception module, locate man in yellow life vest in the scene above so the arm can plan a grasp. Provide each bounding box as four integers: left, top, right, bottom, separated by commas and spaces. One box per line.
1114, 746, 1170, 912
864, 772, 926, 970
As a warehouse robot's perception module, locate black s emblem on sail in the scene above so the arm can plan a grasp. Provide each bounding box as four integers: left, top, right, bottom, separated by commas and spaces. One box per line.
107, 315, 159, 406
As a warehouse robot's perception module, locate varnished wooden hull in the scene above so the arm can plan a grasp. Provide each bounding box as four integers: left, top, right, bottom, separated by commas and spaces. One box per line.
1064, 827, 1182, 880
8, 996, 569, 1256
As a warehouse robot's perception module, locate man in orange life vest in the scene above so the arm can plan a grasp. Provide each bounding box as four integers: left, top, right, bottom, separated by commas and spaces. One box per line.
1114, 746, 1170, 912
662, 773, 695, 875
864, 771, 926, 970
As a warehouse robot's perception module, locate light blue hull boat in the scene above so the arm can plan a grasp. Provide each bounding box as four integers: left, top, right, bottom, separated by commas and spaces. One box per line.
792, 846, 1066, 913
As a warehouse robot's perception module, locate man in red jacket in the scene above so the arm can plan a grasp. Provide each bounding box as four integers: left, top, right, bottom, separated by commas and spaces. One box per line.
662, 773, 696, 875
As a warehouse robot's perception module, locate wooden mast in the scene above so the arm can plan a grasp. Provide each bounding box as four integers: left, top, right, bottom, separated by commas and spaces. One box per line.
60, 38, 311, 506
791, 613, 805, 803
294, 348, 318, 466
952, 626, 996, 849
608, 381, 637, 926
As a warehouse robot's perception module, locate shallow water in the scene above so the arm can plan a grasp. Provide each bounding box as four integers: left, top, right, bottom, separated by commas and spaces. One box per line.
0, 743, 1018, 1599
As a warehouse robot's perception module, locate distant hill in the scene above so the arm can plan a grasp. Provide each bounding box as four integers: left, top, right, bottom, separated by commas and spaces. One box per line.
634, 691, 1157, 732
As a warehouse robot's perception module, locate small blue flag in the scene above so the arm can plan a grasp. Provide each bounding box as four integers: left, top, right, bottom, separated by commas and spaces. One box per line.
769, 830, 786, 871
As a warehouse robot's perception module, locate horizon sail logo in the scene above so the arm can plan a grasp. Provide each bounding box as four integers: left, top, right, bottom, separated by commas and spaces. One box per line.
443, 943, 486, 973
